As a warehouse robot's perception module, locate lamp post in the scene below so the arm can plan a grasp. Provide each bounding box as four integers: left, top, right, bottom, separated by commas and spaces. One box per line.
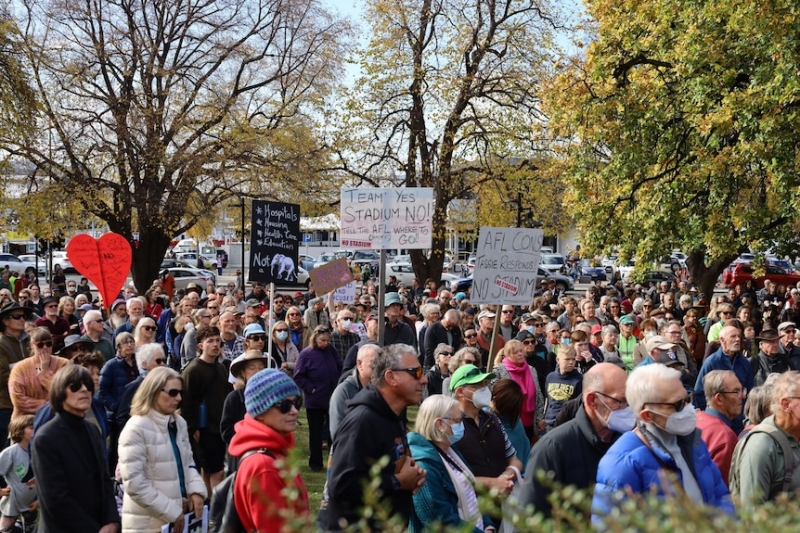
239, 196, 246, 291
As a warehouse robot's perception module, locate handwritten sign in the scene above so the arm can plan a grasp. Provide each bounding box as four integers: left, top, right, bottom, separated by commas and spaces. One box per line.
248, 201, 301, 284
471, 227, 544, 305
66, 233, 132, 308
333, 281, 357, 304
309, 258, 354, 295
340, 188, 434, 249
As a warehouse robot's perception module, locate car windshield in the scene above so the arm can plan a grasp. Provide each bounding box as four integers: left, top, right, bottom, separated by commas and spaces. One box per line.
543, 256, 564, 265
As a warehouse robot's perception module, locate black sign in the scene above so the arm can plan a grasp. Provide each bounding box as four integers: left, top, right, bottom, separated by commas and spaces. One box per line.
248, 200, 300, 284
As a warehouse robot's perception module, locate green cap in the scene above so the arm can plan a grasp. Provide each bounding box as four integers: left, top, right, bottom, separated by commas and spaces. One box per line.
449, 364, 495, 392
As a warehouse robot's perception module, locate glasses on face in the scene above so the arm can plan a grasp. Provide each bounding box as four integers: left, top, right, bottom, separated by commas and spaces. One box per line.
719, 388, 747, 397
610, 305, 620, 309
274, 396, 303, 414
522, 340, 535, 345
666, 330, 681, 335
18, 297, 27, 301
142, 326, 156, 332
646, 392, 694, 412
248, 335, 266, 342
121, 339, 135, 345
596, 391, 628, 409
720, 311, 732, 316
199, 314, 211, 319
339, 316, 354, 321
274, 328, 289, 333
68, 379, 94, 393
207, 306, 219, 310
69, 345, 88, 352
463, 359, 477, 365
534, 323, 544, 327
8, 314, 24, 320
642, 305, 652, 309
45, 305, 57, 310
391, 366, 424, 380
440, 351, 453, 356
784, 329, 797, 335
155, 358, 166, 365
161, 388, 183, 397
501, 310, 514, 314
288, 313, 300, 317
36, 340, 53, 349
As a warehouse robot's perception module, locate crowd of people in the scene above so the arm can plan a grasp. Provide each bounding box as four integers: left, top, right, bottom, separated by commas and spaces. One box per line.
0, 262, 798, 531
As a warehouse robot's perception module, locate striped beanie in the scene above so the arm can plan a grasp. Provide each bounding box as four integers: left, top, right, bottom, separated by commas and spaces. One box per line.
244, 369, 301, 418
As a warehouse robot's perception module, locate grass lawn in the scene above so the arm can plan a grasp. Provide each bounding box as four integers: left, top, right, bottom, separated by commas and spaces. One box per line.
293, 405, 419, 512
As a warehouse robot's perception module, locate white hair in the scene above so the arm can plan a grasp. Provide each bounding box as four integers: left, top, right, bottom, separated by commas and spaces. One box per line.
136, 343, 165, 368
83, 310, 102, 328
626, 364, 682, 417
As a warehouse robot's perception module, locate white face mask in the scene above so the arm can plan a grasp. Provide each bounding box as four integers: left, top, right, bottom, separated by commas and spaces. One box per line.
276, 331, 289, 342
603, 405, 636, 433
652, 406, 697, 436
341, 319, 352, 330
470, 386, 492, 410
525, 325, 535, 334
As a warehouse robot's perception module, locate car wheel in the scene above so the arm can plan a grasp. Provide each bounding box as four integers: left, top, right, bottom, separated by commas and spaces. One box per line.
305, 278, 311, 289
557, 281, 568, 293
25, 267, 35, 276
670, 262, 680, 273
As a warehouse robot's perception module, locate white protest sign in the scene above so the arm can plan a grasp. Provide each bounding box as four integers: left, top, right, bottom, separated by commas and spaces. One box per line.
333, 281, 357, 304
471, 227, 544, 305
340, 188, 434, 249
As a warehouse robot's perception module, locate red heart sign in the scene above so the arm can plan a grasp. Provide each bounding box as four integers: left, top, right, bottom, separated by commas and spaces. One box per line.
67, 233, 132, 309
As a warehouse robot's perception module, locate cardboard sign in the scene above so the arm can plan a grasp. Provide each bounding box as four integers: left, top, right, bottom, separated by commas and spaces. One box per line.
309, 258, 353, 295
340, 188, 434, 249
249, 201, 301, 284
471, 227, 544, 305
66, 233, 132, 308
332, 281, 357, 304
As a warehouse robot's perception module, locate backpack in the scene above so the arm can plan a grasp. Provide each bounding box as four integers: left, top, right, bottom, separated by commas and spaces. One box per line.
729, 421, 799, 500
209, 448, 274, 533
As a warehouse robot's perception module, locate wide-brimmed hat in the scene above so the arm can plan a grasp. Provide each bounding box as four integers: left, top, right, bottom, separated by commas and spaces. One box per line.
757, 329, 780, 341
57, 334, 94, 355
0, 302, 31, 321
230, 350, 273, 379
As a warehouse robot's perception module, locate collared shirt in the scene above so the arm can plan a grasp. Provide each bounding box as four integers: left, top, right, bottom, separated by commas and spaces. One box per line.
222, 335, 245, 361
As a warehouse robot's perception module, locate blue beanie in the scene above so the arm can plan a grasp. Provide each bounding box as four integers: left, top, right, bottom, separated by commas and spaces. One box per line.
244, 369, 301, 418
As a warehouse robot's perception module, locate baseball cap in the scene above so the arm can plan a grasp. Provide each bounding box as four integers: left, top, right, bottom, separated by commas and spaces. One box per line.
619, 315, 635, 325
655, 351, 684, 368
591, 325, 603, 335
646, 335, 676, 353
245, 298, 260, 308
384, 292, 403, 307
520, 313, 536, 323
477, 310, 496, 321
778, 322, 797, 333
449, 364, 495, 391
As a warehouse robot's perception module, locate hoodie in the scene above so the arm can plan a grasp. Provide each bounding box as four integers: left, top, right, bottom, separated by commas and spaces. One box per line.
228, 414, 309, 532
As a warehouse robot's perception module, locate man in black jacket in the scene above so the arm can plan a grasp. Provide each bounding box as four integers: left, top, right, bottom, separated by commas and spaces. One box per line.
321, 344, 427, 531
518, 362, 630, 518
33, 365, 121, 533
422, 309, 462, 370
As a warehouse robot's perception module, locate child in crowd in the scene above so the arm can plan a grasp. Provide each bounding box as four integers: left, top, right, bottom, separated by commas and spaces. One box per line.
0, 415, 37, 533
543, 344, 583, 430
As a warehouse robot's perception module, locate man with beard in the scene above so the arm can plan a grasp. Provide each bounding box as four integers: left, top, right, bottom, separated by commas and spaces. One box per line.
112, 297, 145, 346
104, 299, 128, 344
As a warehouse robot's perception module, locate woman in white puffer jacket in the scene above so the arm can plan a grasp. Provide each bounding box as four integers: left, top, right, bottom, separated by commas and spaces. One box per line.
119, 366, 207, 533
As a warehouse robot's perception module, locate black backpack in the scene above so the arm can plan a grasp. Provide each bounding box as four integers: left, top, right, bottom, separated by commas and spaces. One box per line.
209, 448, 274, 533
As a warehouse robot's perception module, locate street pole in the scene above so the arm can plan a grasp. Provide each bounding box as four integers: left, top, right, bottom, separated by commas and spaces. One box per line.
240, 196, 246, 291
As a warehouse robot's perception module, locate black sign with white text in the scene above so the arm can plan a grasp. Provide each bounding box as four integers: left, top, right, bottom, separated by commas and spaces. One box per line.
248, 200, 300, 284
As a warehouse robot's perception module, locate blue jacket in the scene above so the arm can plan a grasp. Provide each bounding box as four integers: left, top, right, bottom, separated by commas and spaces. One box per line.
694, 347, 753, 432
592, 427, 734, 525
407, 432, 491, 533
97, 356, 138, 417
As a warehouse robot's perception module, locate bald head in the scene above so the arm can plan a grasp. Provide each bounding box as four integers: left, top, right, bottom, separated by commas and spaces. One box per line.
583, 363, 629, 440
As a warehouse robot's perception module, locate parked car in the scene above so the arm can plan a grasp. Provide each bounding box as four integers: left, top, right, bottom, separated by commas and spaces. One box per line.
637, 270, 678, 287
17, 255, 48, 277
161, 259, 217, 284
579, 259, 607, 282
316, 250, 349, 266
540, 253, 567, 274
50, 251, 75, 274
767, 256, 796, 274
166, 267, 213, 292
0, 253, 45, 277
722, 263, 800, 289
450, 267, 574, 294
298, 254, 316, 271
385, 262, 415, 286
352, 250, 380, 267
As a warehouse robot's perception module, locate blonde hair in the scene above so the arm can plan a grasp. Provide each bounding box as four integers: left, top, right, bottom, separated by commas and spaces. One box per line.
414, 394, 459, 444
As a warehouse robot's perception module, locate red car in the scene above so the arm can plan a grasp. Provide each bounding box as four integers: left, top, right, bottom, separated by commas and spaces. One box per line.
723, 263, 800, 289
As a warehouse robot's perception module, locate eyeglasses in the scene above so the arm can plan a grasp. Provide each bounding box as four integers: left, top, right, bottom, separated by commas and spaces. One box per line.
646, 392, 693, 412
288, 313, 300, 317
161, 388, 183, 397
45, 305, 57, 309
155, 358, 165, 365
68, 345, 88, 352
666, 330, 681, 335
784, 329, 797, 335
719, 388, 747, 397
596, 391, 628, 409
68, 380, 94, 393
36, 340, 53, 349
142, 326, 156, 332
440, 351, 453, 356
391, 366, 424, 380
464, 333, 477, 339
121, 339, 135, 345
463, 359, 477, 364
339, 316, 354, 321
248, 335, 266, 342
533, 323, 544, 327
274, 329, 288, 333
93, 318, 104, 323
274, 396, 303, 414
199, 314, 211, 319
522, 340, 535, 345
501, 310, 514, 314
720, 311, 733, 316
8, 314, 24, 320
207, 306, 219, 310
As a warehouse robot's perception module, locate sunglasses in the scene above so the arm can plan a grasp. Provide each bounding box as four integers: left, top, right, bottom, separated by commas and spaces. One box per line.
94, 318, 104, 323
68, 344, 88, 352
8, 314, 24, 320
36, 340, 53, 349
68, 379, 94, 393
274, 396, 303, 414
646, 392, 693, 413
161, 388, 183, 397
501, 310, 514, 314
288, 313, 300, 317
274, 329, 288, 333
45, 305, 57, 309
522, 340, 535, 345
464, 333, 477, 339
207, 306, 219, 310
142, 325, 156, 332
391, 366, 424, 380
155, 358, 166, 365
534, 323, 544, 327
248, 335, 266, 342
440, 351, 453, 356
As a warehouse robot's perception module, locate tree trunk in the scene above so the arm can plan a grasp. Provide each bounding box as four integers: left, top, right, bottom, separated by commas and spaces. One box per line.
686, 251, 736, 300
131, 231, 173, 294
410, 194, 447, 284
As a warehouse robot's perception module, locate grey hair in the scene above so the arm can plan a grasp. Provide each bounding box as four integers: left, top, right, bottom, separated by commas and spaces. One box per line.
371, 344, 415, 387
136, 343, 165, 368
632, 297, 644, 313
771, 371, 800, 414
602, 325, 618, 337
434, 343, 453, 363
415, 394, 459, 443
356, 342, 381, 362
744, 385, 773, 426
421, 303, 441, 320
703, 369, 737, 402
83, 310, 102, 328
679, 294, 693, 307
309, 297, 323, 307
448, 347, 481, 374
627, 364, 682, 417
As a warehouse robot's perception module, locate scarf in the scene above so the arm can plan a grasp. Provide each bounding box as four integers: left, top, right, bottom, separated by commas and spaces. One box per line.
439, 446, 483, 530
503, 358, 537, 427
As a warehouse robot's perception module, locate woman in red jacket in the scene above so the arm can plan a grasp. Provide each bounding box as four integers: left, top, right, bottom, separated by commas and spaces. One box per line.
228, 369, 309, 532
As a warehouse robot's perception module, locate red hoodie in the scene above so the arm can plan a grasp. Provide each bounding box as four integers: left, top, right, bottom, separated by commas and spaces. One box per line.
229, 414, 310, 532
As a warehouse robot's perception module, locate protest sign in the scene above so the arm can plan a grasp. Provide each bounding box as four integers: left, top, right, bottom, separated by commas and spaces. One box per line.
471, 227, 544, 305
248, 201, 300, 284
309, 258, 354, 295
67, 233, 132, 308
333, 281, 357, 304
340, 188, 434, 249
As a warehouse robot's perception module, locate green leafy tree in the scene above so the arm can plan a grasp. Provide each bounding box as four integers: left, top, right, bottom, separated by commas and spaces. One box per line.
330, 0, 564, 283
545, 0, 800, 295
3, 0, 350, 290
